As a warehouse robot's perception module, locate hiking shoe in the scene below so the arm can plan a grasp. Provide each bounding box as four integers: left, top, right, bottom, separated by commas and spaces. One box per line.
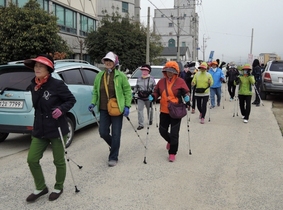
166, 143, 170, 150
108, 160, 117, 167
252, 101, 256, 105
243, 119, 248, 123
217, 103, 220, 107
242, 116, 245, 119
200, 118, 205, 124
26, 187, 48, 202
149, 121, 152, 125
168, 154, 175, 162
210, 106, 215, 109
49, 189, 63, 201
137, 126, 144, 130
199, 113, 202, 119
191, 109, 195, 114
229, 98, 233, 102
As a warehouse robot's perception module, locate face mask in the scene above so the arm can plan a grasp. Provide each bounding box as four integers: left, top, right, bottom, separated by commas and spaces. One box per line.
243, 70, 247, 74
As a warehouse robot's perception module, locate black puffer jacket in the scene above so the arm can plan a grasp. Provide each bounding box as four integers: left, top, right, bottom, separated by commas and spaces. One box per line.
28, 77, 76, 139
226, 67, 239, 82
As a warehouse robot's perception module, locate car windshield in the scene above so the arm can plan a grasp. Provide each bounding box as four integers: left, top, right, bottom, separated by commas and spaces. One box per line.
0, 67, 34, 91
270, 62, 283, 72
131, 67, 164, 79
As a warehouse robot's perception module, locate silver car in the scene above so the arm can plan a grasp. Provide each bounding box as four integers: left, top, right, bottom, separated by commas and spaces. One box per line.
260, 60, 283, 100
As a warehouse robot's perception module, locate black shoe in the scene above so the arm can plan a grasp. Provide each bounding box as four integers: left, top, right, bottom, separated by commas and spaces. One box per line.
137, 126, 144, 130
49, 189, 63, 201
149, 121, 152, 125
252, 101, 257, 105
26, 187, 48, 202
256, 103, 260, 107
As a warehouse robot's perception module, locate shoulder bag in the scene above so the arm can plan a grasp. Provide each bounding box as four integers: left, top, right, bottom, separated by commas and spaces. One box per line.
164, 79, 187, 119
104, 72, 122, 116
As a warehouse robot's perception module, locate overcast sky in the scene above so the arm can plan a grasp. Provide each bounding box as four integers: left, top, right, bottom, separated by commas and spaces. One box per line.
140, 0, 283, 64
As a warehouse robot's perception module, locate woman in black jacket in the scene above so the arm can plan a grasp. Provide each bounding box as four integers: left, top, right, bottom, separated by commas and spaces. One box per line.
225, 62, 239, 101
24, 54, 76, 202
252, 59, 262, 106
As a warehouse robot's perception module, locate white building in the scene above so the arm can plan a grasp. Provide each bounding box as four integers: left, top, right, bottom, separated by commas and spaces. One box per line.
153, 0, 199, 62
1, 0, 140, 62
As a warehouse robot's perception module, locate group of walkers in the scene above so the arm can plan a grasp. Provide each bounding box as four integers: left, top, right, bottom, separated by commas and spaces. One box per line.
22, 51, 263, 202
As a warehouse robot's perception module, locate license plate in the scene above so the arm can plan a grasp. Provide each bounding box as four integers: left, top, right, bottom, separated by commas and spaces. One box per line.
0, 100, 24, 108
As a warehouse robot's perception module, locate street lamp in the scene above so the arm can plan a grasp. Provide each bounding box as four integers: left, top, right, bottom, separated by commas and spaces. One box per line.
202, 34, 209, 61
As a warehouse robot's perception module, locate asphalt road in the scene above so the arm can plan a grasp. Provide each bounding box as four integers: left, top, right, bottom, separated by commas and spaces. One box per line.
1, 92, 283, 210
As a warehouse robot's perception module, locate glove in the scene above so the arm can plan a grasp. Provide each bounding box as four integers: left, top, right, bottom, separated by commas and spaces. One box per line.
52, 108, 62, 119
148, 95, 154, 102
183, 95, 190, 103
123, 107, 130, 117
88, 104, 95, 112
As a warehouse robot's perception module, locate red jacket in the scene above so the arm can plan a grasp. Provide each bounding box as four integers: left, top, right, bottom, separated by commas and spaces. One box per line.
153, 76, 189, 114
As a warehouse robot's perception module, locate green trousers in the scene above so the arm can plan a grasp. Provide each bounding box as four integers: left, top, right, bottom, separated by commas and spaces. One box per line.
27, 136, 66, 190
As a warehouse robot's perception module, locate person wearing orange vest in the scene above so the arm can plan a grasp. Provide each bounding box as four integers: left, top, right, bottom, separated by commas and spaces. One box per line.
149, 61, 190, 162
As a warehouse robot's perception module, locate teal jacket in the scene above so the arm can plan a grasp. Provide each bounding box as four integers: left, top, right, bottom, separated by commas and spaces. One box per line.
91, 69, 132, 113
235, 75, 255, 95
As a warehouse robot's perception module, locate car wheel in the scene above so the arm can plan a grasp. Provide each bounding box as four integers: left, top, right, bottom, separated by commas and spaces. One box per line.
65, 117, 74, 148
0, 133, 9, 142
260, 90, 267, 100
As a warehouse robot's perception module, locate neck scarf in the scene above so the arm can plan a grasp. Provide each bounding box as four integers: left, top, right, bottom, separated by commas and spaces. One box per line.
34, 75, 49, 91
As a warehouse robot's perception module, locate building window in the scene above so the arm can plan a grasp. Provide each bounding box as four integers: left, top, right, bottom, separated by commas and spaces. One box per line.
168, 38, 175, 47
53, 3, 77, 34
122, 2, 128, 13
169, 22, 173, 27
37, 0, 49, 11
182, 42, 186, 47
0, 0, 5, 6
80, 14, 96, 36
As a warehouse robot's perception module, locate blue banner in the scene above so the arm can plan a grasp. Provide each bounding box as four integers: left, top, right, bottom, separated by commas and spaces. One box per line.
208, 51, 214, 62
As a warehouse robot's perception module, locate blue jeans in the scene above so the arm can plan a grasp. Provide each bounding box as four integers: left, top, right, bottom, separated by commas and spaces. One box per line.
99, 110, 123, 161
210, 87, 222, 107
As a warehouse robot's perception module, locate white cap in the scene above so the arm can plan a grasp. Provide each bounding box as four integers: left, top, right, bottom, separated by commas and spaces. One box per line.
101, 52, 116, 63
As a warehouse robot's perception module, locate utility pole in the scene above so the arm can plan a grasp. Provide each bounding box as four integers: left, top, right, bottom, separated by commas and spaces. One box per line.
250, 28, 254, 54
176, 0, 180, 62
146, 7, 150, 64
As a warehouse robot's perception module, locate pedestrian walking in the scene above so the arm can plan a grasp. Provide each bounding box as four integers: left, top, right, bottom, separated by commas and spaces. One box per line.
208, 61, 225, 108
88, 51, 132, 167
234, 64, 255, 123
149, 61, 190, 162
226, 62, 239, 101
188, 62, 199, 114
191, 62, 213, 124
251, 59, 262, 106
133, 64, 156, 130
24, 54, 76, 202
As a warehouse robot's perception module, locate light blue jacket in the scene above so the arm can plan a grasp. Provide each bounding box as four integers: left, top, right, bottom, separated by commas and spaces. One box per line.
208, 68, 225, 88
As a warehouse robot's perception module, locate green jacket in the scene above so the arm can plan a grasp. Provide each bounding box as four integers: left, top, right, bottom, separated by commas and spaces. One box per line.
91, 69, 132, 113
235, 75, 255, 95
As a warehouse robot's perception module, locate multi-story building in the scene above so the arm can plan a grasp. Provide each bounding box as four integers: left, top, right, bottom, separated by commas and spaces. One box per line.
259, 53, 281, 65
1, 0, 140, 62
153, 0, 199, 62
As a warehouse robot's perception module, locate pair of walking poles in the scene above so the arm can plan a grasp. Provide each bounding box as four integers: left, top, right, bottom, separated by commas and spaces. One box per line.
57, 122, 82, 193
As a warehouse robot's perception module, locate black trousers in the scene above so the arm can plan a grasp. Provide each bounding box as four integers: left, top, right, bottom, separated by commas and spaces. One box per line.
195, 95, 209, 118
227, 81, 236, 99
254, 80, 261, 103
238, 95, 252, 120
159, 112, 182, 155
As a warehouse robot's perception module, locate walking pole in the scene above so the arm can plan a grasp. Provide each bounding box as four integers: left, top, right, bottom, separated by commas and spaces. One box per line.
186, 107, 192, 155
253, 84, 264, 106
143, 102, 152, 164
236, 96, 239, 116
58, 125, 81, 193
208, 97, 211, 122
126, 116, 147, 149
233, 96, 236, 117
154, 101, 159, 128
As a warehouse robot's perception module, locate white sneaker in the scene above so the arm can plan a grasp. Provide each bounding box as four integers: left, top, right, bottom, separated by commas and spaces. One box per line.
243, 119, 248, 123
242, 116, 245, 119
